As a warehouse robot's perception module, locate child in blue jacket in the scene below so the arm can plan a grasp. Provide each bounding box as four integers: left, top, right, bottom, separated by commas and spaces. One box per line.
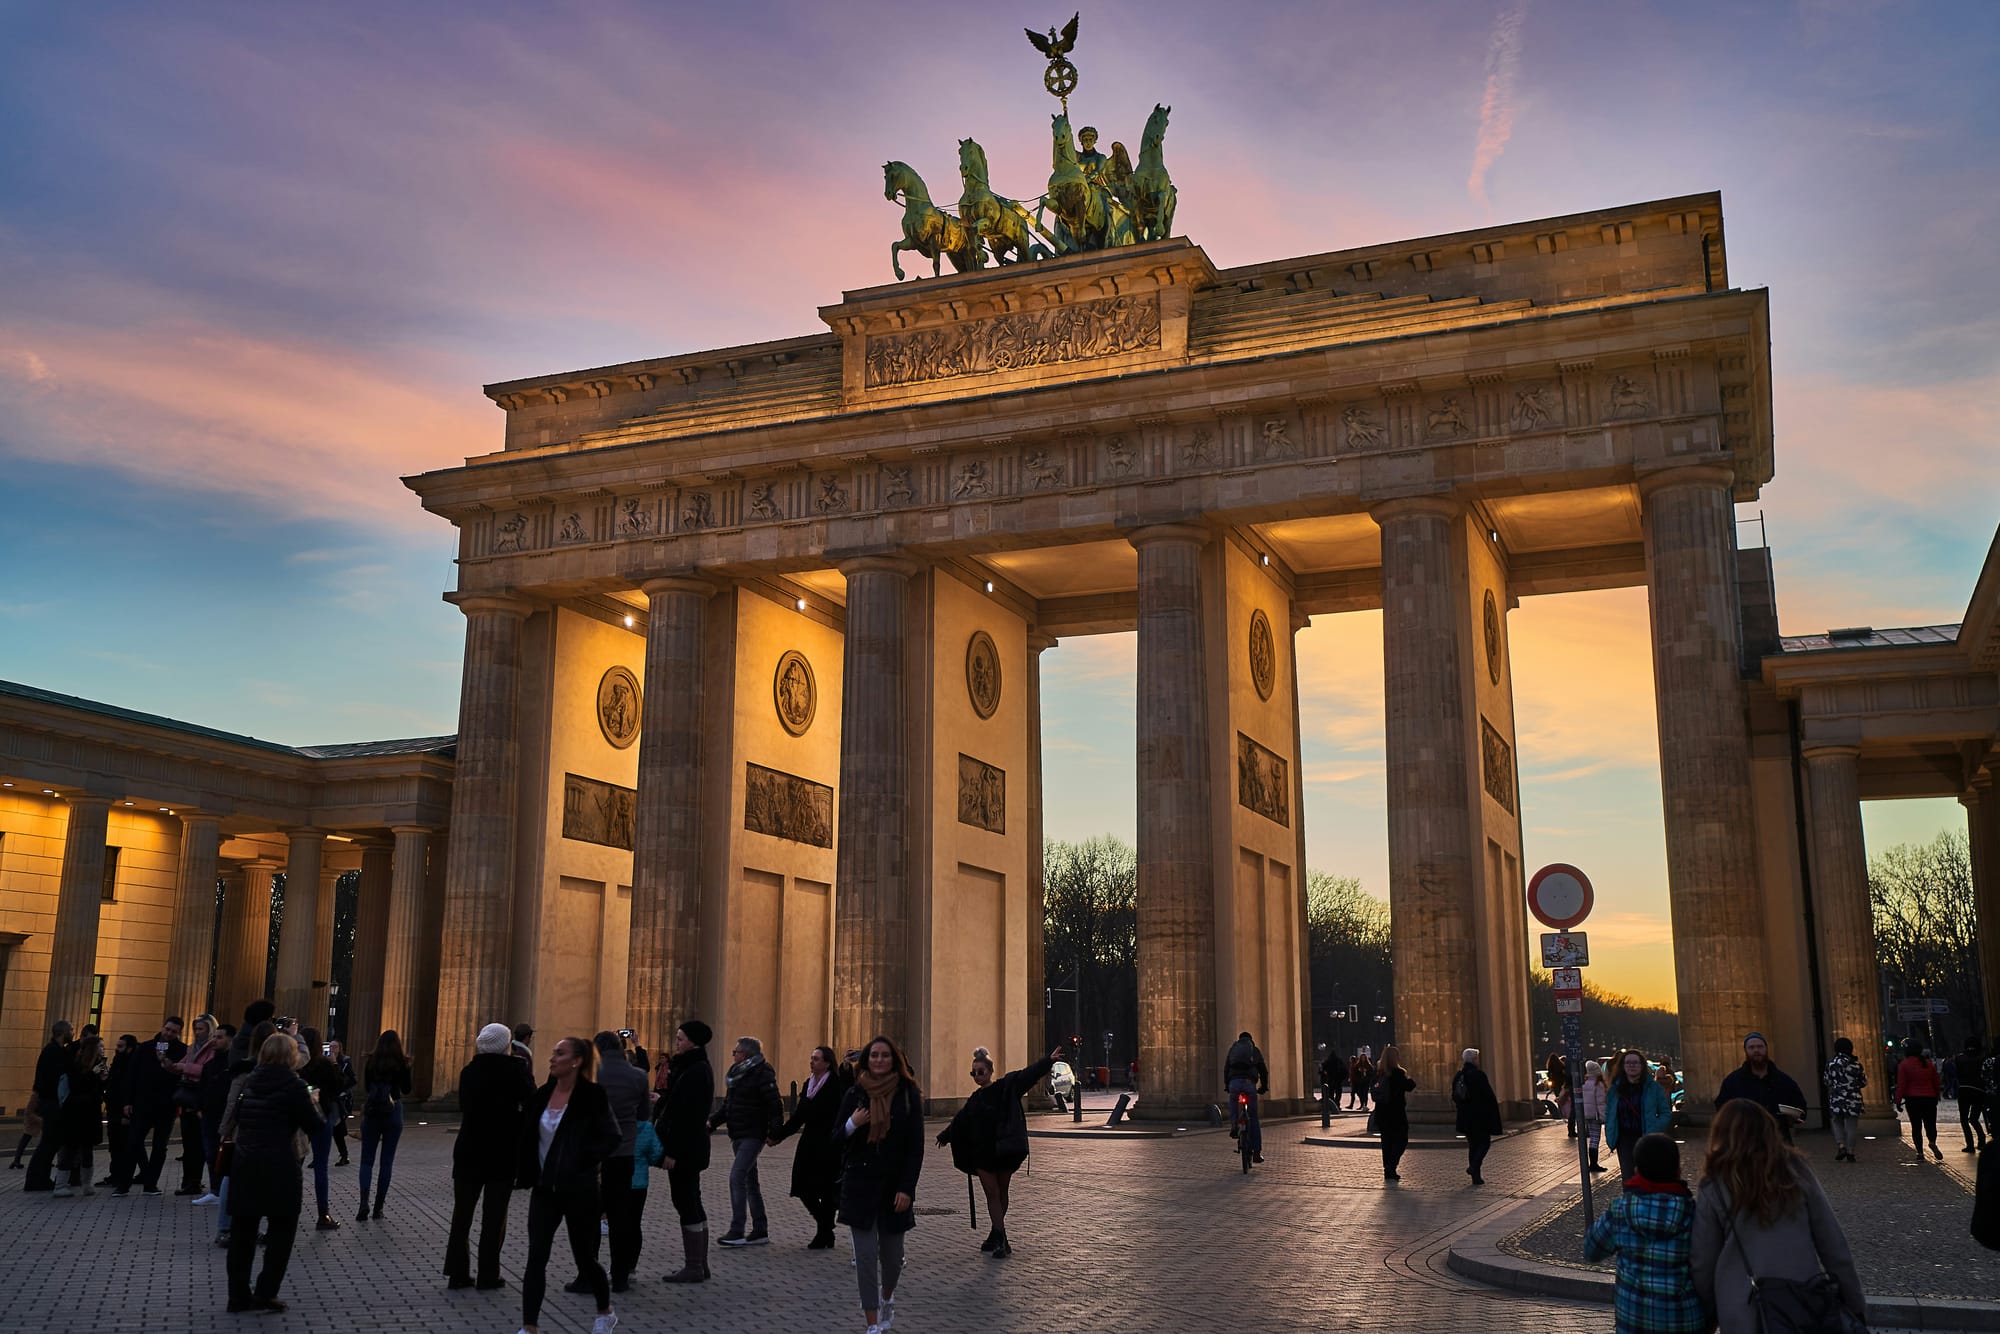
1584, 1132, 1708, 1334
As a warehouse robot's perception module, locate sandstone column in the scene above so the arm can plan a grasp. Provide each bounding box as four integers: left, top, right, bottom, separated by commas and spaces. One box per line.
1289, 610, 1315, 1100
43, 795, 113, 1031
273, 829, 325, 1025
1130, 525, 1218, 1115
164, 815, 223, 1023
382, 826, 432, 1047
1804, 744, 1890, 1117
344, 839, 394, 1048
1965, 776, 2000, 1040
217, 862, 275, 1017
1373, 498, 1480, 1103
1027, 631, 1055, 1059
833, 556, 918, 1054
433, 594, 530, 1091
314, 864, 340, 1034
627, 576, 713, 1053
1640, 464, 1771, 1109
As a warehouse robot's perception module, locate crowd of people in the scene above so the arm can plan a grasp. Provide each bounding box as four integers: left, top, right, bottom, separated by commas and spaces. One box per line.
14, 1005, 1999, 1333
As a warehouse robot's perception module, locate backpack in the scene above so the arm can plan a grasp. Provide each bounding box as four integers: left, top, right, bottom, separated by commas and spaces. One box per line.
1452, 1070, 1469, 1105
363, 1080, 395, 1117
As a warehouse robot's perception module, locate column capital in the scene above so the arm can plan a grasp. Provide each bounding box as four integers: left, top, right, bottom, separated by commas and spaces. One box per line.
1969, 769, 1994, 795
1636, 462, 1736, 503
1368, 494, 1461, 525
177, 812, 224, 831
1802, 742, 1862, 762
1028, 630, 1059, 653
284, 826, 327, 842
1290, 609, 1313, 634
639, 574, 718, 601
62, 794, 115, 813
446, 591, 533, 620
389, 824, 436, 838
835, 553, 921, 580
1126, 522, 1209, 551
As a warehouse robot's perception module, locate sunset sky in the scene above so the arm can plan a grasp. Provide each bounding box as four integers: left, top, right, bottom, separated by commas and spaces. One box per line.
3, 2, 1996, 1011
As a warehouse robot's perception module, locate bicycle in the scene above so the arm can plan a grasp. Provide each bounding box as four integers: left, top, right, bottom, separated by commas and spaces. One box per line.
1232, 1089, 1254, 1173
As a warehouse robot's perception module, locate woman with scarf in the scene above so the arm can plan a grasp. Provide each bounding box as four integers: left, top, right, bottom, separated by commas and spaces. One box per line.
516, 1036, 621, 1334
1605, 1049, 1673, 1182
707, 1035, 785, 1246
655, 1020, 717, 1284
836, 1036, 925, 1334
769, 1045, 853, 1249
936, 1044, 1063, 1258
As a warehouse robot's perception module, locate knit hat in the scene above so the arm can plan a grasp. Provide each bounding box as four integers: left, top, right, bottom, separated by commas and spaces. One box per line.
1742, 1031, 1766, 1048
679, 1019, 713, 1047
476, 1023, 512, 1055
1633, 1132, 1681, 1184
1833, 1036, 1854, 1057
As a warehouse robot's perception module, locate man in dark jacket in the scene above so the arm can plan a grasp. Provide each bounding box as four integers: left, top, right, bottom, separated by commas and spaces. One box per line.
1954, 1039, 1988, 1153
1223, 1032, 1269, 1162
568, 1030, 652, 1292
710, 1035, 784, 1246
23, 1019, 72, 1191
655, 1020, 716, 1283
446, 1023, 536, 1291
1453, 1048, 1504, 1185
1714, 1031, 1808, 1143
115, 1015, 187, 1194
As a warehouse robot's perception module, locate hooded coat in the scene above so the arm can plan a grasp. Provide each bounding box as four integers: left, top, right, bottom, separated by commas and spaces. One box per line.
1584, 1182, 1708, 1334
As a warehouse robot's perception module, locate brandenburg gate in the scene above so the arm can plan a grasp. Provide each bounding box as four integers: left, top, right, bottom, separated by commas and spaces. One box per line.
405, 186, 1779, 1116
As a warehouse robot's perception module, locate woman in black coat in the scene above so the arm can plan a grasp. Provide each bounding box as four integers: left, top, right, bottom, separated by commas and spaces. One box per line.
55, 1035, 106, 1195
1452, 1048, 1505, 1186
768, 1045, 852, 1249
516, 1036, 620, 1334
223, 1032, 325, 1314
445, 1022, 537, 1290
936, 1044, 1061, 1258
836, 1036, 925, 1334
654, 1020, 716, 1284
1373, 1044, 1416, 1181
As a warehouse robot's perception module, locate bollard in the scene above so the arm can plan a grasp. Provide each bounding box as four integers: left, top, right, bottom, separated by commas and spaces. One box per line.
1320, 1089, 1331, 1129
1105, 1093, 1131, 1127
1072, 1087, 1084, 1124
1205, 1103, 1223, 1127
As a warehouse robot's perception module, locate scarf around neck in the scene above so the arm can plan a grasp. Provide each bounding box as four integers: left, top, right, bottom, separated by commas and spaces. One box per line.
804, 1070, 830, 1100
855, 1069, 901, 1143
727, 1052, 765, 1088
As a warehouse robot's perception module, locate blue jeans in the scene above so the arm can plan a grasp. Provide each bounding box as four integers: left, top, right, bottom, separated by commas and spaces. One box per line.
1228, 1078, 1262, 1155
358, 1104, 403, 1208
728, 1137, 767, 1233
308, 1115, 333, 1216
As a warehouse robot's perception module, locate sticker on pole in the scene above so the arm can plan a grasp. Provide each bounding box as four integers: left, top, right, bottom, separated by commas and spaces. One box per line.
1540, 932, 1589, 967
1555, 995, 1584, 1015
1550, 967, 1583, 991
1527, 864, 1594, 930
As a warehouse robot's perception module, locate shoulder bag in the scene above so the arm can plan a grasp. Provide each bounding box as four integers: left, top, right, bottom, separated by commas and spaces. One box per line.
1723, 1206, 1867, 1334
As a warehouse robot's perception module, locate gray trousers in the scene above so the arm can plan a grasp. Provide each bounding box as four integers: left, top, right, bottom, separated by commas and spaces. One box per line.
1830, 1112, 1859, 1153
850, 1222, 905, 1315
727, 1137, 767, 1233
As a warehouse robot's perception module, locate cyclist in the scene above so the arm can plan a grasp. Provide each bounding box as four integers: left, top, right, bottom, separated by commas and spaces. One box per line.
1224, 1032, 1270, 1164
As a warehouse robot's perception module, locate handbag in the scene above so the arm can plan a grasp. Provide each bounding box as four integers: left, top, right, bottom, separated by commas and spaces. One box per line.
213, 1138, 235, 1180
1724, 1208, 1867, 1334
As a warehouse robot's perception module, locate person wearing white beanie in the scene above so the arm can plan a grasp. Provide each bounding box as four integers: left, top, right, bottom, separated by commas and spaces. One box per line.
443, 1023, 537, 1291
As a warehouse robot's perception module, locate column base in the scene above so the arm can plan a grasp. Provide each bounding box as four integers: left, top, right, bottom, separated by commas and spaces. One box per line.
1129, 1095, 1224, 1124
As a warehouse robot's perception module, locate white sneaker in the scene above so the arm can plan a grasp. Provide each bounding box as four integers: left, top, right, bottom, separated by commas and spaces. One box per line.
51, 1185, 73, 1198
867, 1326, 881, 1334
878, 1296, 894, 1330
591, 1313, 619, 1334
193, 1192, 217, 1205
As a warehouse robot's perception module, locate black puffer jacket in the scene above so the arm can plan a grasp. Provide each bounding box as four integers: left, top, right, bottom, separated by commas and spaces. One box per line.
709, 1055, 783, 1142
937, 1054, 1056, 1172
654, 1046, 714, 1172
227, 1064, 324, 1220
455, 1051, 536, 1183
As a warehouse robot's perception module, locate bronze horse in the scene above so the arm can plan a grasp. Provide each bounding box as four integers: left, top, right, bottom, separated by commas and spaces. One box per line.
1129, 104, 1176, 242
883, 160, 983, 279
1044, 111, 1134, 254
957, 138, 1052, 265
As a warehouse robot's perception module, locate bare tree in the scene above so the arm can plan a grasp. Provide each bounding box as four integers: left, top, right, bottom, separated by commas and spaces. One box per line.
1042, 836, 1138, 1072
1870, 829, 1986, 1045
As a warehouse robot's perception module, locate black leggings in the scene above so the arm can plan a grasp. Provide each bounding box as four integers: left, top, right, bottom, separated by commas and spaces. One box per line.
1380, 1123, 1409, 1176
1905, 1096, 1940, 1148
521, 1186, 607, 1326
667, 1163, 706, 1227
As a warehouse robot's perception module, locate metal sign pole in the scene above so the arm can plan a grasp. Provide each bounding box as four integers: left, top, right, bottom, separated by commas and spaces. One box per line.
1565, 1012, 1593, 1229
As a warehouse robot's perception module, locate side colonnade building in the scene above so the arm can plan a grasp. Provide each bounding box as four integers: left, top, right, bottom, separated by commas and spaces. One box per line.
3, 194, 1996, 1119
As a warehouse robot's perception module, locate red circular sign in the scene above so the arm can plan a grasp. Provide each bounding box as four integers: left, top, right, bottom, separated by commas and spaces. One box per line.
1527, 863, 1593, 930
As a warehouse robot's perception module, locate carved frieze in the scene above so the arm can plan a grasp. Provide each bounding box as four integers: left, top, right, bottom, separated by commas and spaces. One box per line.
744, 763, 833, 847
953, 459, 990, 498
1603, 372, 1654, 420
679, 491, 715, 529
957, 753, 1005, 833
863, 293, 1162, 389
881, 465, 915, 506
815, 475, 847, 514
1104, 435, 1136, 476
1480, 716, 1516, 814
748, 482, 782, 521
563, 773, 635, 850
773, 650, 816, 737
1427, 394, 1473, 438
597, 666, 641, 749
1024, 449, 1065, 490
1183, 428, 1214, 467
1341, 404, 1384, 451
1510, 384, 1557, 433
1261, 419, 1299, 458
966, 631, 1002, 719
558, 512, 588, 544
1248, 608, 1276, 702
620, 498, 654, 535
1236, 732, 1289, 827
494, 512, 528, 552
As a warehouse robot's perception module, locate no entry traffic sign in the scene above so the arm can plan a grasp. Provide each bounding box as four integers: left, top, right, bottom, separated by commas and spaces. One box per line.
1527, 864, 1594, 930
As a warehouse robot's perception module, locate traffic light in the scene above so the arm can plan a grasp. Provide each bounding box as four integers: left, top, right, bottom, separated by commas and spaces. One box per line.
1069, 1033, 1082, 1053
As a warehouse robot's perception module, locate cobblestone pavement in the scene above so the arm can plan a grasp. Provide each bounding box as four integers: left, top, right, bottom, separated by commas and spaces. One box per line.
0, 1114, 1641, 1334
1505, 1123, 1998, 1302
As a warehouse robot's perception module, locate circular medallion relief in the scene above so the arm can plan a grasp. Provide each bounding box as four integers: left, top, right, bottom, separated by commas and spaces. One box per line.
596, 665, 642, 749
965, 630, 1002, 720
1248, 608, 1276, 701
773, 650, 817, 737
1483, 589, 1503, 685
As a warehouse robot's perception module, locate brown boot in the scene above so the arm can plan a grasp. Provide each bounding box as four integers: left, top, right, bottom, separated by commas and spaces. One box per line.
660, 1226, 708, 1283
